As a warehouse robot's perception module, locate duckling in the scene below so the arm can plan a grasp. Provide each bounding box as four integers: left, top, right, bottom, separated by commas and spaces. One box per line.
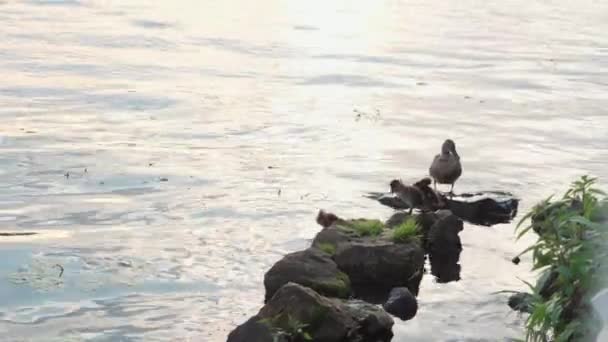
413, 177, 445, 210
316, 209, 341, 228
429, 139, 462, 193
390, 179, 425, 215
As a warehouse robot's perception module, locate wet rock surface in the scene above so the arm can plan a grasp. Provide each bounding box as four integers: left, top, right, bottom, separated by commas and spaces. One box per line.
333, 238, 424, 296
383, 287, 418, 321
312, 220, 425, 297
227, 282, 394, 342
231, 205, 469, 341
263, 248, 351, 302
367, 190, 519, 226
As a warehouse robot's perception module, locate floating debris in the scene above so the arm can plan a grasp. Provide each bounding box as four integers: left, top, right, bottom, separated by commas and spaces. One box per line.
0, 232, 37, 237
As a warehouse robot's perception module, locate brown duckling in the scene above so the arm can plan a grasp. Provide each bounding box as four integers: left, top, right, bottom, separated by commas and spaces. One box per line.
390, 179, 425, 215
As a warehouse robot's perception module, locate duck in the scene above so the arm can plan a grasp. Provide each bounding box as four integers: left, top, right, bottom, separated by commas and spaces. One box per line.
390, 179, 425, 215
429, 139, 462, 193
413, 177, 445, 210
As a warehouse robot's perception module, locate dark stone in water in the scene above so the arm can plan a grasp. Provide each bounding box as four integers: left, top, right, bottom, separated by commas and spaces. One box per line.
227, 282, 394, 342
445, 191, 519, 226
366, 190, 519, 226
508, 292, 534, 314
263, 248, 351, 302
386, 210, 463, 283
429, 251, 461, 283
382, 287, 418, 321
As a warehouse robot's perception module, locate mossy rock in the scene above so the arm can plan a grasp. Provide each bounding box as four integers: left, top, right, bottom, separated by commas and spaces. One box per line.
228, 283, 394, 342
264, 248, 351, 302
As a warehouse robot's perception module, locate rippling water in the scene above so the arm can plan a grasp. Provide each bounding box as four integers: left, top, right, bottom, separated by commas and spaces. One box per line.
0, 0, 607, 341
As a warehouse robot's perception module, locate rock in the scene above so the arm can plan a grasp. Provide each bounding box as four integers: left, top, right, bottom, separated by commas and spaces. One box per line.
227, 282, 394, 342
426, 210, 463, 256
367, 190, 519, 226
312, 218, 425, 300
312, 222, 359, 248
226, 317, 277, 342
333, 236, 424, 297
429, 250, 461, 283
508, 292, 534, 314
264, 248, 351, 302
342, 299, 395, 339
382, 287, 418, 321
385, 211, 441, 240
445, 191, 519, 226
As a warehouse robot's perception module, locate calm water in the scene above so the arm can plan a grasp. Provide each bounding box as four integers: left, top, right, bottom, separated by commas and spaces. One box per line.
0, 0, 607, 341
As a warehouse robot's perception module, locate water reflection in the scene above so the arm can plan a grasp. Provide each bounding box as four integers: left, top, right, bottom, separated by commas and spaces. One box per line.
0, 0, 607, 341
429, 250, 462, 284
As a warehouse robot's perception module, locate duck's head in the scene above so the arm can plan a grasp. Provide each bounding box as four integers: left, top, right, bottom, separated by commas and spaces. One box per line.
441, 139, 457, 155
389, 179, 402, 193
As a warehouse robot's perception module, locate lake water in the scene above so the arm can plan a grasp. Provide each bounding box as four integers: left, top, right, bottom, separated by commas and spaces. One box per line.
0, 0, 607, 341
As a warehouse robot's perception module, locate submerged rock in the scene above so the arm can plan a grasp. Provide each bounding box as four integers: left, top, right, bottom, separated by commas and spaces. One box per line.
383, 287, 418, 321
227, 282, 394, 342
264, 248, 351, 302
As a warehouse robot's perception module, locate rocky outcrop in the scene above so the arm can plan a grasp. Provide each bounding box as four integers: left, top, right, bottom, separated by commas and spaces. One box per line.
333, 237, 424, 296
383, 287, 418, 321
311, 219, 425, 298
264, 248, 351, 302
227, 282, 394, 342
367, 190, 519, 226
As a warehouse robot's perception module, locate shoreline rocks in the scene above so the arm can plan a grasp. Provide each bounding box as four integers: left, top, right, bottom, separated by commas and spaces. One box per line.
228, 282, 394, 342
229, 208, 465, 341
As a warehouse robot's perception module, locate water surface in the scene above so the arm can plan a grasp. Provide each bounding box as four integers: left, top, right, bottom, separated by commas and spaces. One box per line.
1, 0, 607, 341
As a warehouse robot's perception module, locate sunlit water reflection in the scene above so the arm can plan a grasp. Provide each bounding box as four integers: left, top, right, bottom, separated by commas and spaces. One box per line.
0, 0, 607, 341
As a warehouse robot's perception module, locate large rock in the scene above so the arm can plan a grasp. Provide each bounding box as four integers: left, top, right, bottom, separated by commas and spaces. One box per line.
227, 282, 394, 342
383, 287, 418, 321
312, 219, 425, 299
264, 248, 351, 302
334, 236, 424, 296
426, 210, 463, 256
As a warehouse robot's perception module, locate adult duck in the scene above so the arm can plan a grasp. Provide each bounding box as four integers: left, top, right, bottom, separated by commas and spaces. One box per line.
429, 139, 462, 193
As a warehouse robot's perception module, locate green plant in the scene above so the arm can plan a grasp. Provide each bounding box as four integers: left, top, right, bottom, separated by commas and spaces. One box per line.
340, 219, 384, 237
316, 242, 336, 256
515, 176, 607, 342
260, 312, 313, 342
392, 218, 421, 243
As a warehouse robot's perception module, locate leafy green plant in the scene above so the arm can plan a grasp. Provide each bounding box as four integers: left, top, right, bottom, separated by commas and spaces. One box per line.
340, 219, 384, 237
392, 218, 421, 243
260, 312, 313, 342
316, 242, 336, 256
515, 176, 607, 342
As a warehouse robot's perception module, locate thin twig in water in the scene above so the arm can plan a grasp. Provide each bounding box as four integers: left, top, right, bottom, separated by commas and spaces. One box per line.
54, 264, 64, 278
